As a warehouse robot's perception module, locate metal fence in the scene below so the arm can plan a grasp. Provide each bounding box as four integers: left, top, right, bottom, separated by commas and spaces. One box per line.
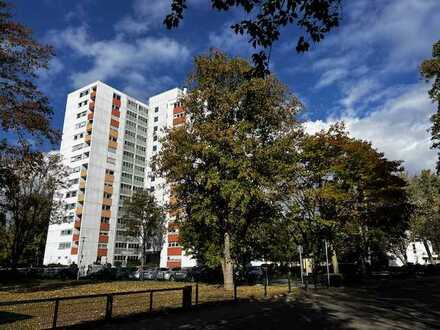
0, 286, 192, 329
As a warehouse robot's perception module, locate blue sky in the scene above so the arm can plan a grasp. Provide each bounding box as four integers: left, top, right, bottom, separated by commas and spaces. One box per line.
13, 0, 440, 173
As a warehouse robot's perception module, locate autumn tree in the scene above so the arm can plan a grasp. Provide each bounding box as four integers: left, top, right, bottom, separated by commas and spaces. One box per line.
289, 125, 411, 274
421, 40, 440, 173
121, 189, 166, 273
0, 143, 67, 268
0, 0, 58, 144
165, 0, 341, 74
154, 51, 303, 289
407, 170, 440, 263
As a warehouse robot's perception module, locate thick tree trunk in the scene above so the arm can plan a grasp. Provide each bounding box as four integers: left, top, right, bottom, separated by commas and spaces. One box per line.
422, 239, 434, 264
221, 232, 234, 291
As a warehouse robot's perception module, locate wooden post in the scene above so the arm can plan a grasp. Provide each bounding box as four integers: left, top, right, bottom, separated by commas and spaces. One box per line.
234, 282, 238, 302
182, 286, 192, 309
149, 291, 153, 312
52, 299, 59, 328
288, 271, 291, 293
105, 294, 113, 320
195, 282, 199, 305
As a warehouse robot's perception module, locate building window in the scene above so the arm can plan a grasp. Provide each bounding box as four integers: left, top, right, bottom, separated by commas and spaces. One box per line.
168, 242, 180, 247
154, 116, 158, 122
58, 242, 71, 249
79, 90, 89, 98
153, 126, 158, 132
154, 107, 159, 113
61, 229, 72, 235
75, 121, 86, 129
152, 145, 157, 152
102, 205, 111, 210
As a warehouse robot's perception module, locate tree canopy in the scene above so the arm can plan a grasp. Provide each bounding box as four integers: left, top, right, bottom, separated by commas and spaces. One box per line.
0, 0, 58, 144
165, 0, 342, 74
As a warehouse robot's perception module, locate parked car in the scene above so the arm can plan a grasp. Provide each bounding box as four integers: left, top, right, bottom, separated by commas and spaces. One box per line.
143, 268, 159, 280
246, 266, 264, 283
156, 268, 170, 280
169, 267, 196, 282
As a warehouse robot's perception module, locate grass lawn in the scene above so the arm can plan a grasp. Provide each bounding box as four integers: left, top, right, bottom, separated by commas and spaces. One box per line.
0, 280, 292, 329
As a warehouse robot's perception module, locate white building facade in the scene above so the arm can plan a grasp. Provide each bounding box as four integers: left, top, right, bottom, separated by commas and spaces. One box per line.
43, 81, 196, 271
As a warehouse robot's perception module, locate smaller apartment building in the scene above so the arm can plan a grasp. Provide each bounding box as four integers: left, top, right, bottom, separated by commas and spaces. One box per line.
44, 81, 196, 271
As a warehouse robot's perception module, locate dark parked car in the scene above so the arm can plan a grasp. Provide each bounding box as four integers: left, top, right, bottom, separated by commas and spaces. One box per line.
156, 268, 170, 280
143, 268, 160, 280
169, 267, 196, 282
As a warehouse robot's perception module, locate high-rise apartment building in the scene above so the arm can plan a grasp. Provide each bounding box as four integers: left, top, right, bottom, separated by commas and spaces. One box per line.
43, 81, 196, 271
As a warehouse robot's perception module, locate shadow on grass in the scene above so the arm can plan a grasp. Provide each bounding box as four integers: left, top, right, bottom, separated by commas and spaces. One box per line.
0, 311, 32, 325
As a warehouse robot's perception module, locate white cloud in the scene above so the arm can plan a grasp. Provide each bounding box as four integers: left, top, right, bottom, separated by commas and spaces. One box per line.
305, 84, 437, 174
46, 25, 190, 98
208, 24, 251, 56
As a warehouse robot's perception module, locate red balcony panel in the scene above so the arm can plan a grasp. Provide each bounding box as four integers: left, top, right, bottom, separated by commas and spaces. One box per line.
71, 247, 78, 255
72, 234, 79, 242
110, 119, 119, 128
173, 106, 184, 114
168, 222, 179, 231
87, 113, 94, 120
97, 248, 107, 257
173, 116, 185, 126
89, 102, 95, 111
111, 109, 120, 118
99, 235, 109, 243
168, 234, 179, 243
90, 90, 96, 99
113, 98, 121, 107
100, 222, 110, 231
167, 247, 182, 256
167, 260, 181, 269
74, 220, 81, 229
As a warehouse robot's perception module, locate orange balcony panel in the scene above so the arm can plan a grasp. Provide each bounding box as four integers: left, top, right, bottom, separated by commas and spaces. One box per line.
100, 222, 110, 231
167, 247, 182, 256
86, 122, 93, 131
77, 193, 84, 203
87, 112, 94, 120
111, 109, 120, 118
173, 116, 185, 126
104, 185, 113, 194
113, 98, 121, 107
97, 248, 108, 257
79, 180, 86, 190
75, 207, 83, 216
109, 129, 118, 138
102, 198, 112, 206
168, 234, 179, 243
105, 174, 114, 183
101, 210, 111, 218
167, 260, 181, 269
169, 195, 177, 206
80, 169, 87, 178
84, 135, 92, 144
74, 220, 81, 229
173, 106, 184, 114
168, 222, 179, 230
110, 119, 119, 128
71, 247, 78, 255
99, 235, 109, 243
72, 234, 79, 242
89, 102, 95, 111
108, 141, 118, 149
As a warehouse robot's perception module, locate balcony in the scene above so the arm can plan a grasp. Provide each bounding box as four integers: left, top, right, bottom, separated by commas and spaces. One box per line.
101, 210, 111, 218
111, 109, 120, 118
72, 234, 79, 242
80, 169, 87, 178
97, 248, 108, 257
167, 234, 179, 243
104, 185, 113, 194
173, 106, 184, 114
84, 134, 92, 144
102, 198, 112, 206
87, 112, 94, 120
71, 247, 78, 255
169, 195, 177, 206
104, 174, 114, 182
99, 235, 109, 243
74, 220, 81, 229
100, 222, 110, 231
113, 98, 121, 107
167, 247, 182, 256
75, 207, 83, 217
86, 122, 93, 132
79, 180, 86, 190
90, 90, 96, 100
77, 193, 84, 203
173, 116, 185, 126
167, 260, 181, 268
108, 140, 118, 149
110, 119, 119, 128
89, 101, 95, 111
109, 129, 118, 138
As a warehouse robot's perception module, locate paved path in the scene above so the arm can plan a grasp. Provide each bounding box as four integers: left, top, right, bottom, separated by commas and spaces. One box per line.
88, 277, 440, 330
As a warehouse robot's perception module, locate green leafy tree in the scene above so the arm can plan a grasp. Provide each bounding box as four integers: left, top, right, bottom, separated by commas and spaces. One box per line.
421, 40, 440, 173
121, 189, 166, 273
154, 51, 303, 289
290, 124, 411, 274
165, 0, 341, 74
407, 170, 440, 263
0, 143, 67, 267
0, 0, 58, 144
